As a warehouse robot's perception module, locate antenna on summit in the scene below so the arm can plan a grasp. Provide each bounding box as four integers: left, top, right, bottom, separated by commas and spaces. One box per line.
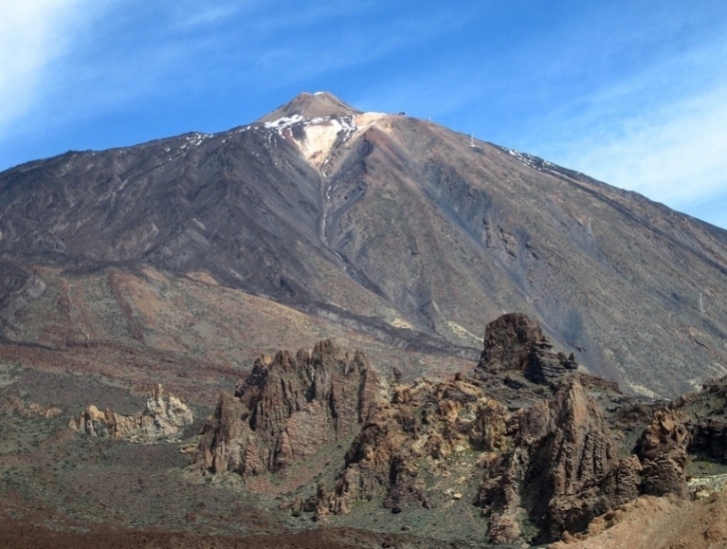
470, 133, 475, 148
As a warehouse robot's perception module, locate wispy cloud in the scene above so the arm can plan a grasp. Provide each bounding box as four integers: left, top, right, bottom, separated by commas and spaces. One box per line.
0, 0, 98, 132
523, 40, 727, 214
169, 2, 244, 30
557, 86, 727, 205
9, 2, 468, 131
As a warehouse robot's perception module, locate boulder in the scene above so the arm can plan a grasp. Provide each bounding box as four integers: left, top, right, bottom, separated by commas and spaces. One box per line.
477, 312, 578, 386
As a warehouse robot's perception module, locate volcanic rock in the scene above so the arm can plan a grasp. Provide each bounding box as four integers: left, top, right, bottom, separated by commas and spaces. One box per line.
476, 312, 578, 386
633, 409, 689, 498
70, 384, 193, 442
477, 378, 641, 544
196, 340, 383, 477
311, 375, 510, 520
192, 314, 727, 545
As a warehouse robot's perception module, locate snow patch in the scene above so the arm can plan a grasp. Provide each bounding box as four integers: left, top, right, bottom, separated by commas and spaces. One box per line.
263, 114, 304, 129
505, 148, 555, 171
259, 111, 391, 171
184, 133, 210, 147
297, 118, 351, 167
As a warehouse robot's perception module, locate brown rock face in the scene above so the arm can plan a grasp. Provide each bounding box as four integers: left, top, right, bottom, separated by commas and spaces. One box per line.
690, 417, 727, 461
682, 377, 727, 463
477, 312, 578, 386
307, 316, 628, 536
633, 409, 689, 498
478, 313, 545, 372
312, 376, 509, 520
196, 340, 381, 477
477, 378, 641, 544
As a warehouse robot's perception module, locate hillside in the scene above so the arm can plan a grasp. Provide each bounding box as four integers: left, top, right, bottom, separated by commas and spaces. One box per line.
1, 91, 726, 397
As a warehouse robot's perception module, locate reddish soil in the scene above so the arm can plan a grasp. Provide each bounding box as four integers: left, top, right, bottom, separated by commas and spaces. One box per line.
0, 520, 390, 549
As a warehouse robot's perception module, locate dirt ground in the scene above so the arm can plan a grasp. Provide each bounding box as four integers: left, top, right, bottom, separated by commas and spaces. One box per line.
549, 494, 727, 549
0, 519, 454, 549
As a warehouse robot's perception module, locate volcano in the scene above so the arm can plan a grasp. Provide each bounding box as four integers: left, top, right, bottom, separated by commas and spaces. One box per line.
1, 92, 727, 397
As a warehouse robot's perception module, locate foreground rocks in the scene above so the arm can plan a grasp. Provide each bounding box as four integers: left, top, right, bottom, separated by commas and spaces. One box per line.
71, 384, 194, 442
477, 378, 643, 543
196, 313, 727, 545
196, 340, 382, 476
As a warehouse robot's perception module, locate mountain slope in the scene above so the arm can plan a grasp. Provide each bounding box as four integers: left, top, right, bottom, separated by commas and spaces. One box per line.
1, 92, 727, 396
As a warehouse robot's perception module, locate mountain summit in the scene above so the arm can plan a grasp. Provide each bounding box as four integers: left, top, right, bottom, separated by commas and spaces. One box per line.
1, 93, 727, 397
257, 91, 362, 123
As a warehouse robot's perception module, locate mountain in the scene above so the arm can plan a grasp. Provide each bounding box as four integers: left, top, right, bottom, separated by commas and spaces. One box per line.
1, 91, 727, 400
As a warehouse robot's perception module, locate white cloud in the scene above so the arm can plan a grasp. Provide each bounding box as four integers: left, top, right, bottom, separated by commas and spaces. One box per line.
556, 86, 727, 207
0, 0, 101, 133
517, 36, 727, 216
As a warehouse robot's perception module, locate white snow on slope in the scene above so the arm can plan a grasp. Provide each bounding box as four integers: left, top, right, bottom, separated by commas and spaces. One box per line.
259, 111, 390, 170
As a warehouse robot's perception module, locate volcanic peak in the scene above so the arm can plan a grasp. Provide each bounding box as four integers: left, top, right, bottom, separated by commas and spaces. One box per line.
257, 91, 362, 124
255, 91, 391, 170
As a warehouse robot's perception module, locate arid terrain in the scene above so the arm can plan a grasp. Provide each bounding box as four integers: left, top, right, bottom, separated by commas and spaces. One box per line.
2, 93, 727, 547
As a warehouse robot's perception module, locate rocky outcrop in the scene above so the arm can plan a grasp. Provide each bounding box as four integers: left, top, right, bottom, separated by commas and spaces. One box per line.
310, 375, 509, 520
306, 315, 621, 536
477, 379, 642, 544
196, 340, 382, 477
681, 377, 727, 463
195, 315, 717, 545
690, 417, 727, 461
70, 384, 194, 442
1, 395, 62, 418
478, 312, 545, 372
477, 313, 578, 386
633, 409, 689, 498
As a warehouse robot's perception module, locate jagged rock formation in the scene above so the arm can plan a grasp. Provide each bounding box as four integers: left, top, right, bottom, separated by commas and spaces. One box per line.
633, 409, 689, 498
70, 384, 193, 442
312, 375, 510, 520
680, 377, 727, 462
477, 378, 643, 543
196, 340, 382, 476
549, 376, 727, 548
194, 313, 727, 544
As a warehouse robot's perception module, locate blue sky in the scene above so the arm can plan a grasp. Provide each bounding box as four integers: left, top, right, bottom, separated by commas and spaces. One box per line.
2, 1, 727, 228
